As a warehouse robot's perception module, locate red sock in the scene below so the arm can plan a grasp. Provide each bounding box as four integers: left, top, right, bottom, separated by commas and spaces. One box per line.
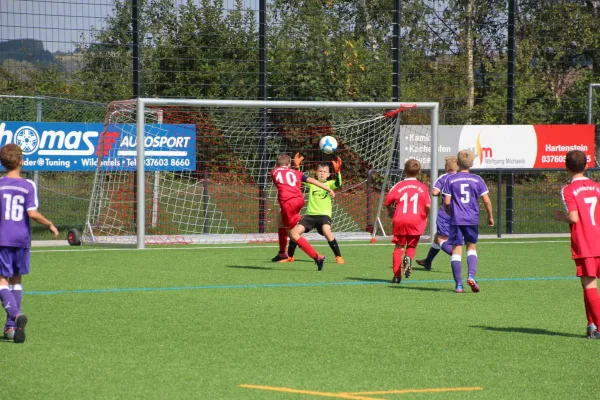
393, 248, 404, 278
295, 237, 318, 259
584, 288, 600, 327
278, 228, 288, 253
584, 293, 594, 325
405, 246, 416, 260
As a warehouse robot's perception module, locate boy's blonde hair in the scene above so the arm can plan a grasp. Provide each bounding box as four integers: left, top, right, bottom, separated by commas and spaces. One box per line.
444, 156, 458, 172
404, 158, 421, 177
457, 150, 475, 170
276, 154, 291, 167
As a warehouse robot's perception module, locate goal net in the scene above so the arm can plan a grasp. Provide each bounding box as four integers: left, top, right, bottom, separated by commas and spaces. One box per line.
83, 99, 438, 247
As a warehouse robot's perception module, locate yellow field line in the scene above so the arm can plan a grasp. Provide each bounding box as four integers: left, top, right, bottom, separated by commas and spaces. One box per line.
239, 384, 382, 400
344, 387, 484, 395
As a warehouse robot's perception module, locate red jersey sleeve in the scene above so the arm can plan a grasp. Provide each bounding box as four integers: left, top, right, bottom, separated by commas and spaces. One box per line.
384, 183, 400, 206
561, 186, 577, 214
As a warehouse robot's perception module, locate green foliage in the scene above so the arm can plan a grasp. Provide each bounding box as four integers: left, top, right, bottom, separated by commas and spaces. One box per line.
4, 0, 600, 125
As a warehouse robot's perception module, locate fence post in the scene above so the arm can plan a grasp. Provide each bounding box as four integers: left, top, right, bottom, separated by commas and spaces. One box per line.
257, 0, 268, 233
496, 169, 502, 238
506, 0, 516, 234
392, 0, 401, 102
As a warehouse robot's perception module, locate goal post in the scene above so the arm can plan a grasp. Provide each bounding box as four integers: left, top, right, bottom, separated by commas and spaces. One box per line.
83, 99, 439, 248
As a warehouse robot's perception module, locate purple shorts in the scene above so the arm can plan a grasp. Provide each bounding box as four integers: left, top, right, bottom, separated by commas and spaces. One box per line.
436, 211, 451, 237
448, 225, 479, 246
0, 247, 30, 278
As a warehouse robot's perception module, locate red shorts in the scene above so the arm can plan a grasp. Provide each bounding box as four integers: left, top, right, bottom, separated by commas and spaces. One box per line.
280, 197, 304, 229
391, 234, 420, 247
575, 257, 600, 278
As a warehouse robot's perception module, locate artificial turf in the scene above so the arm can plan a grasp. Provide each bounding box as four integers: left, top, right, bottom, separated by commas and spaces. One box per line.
1, 239, 596, 399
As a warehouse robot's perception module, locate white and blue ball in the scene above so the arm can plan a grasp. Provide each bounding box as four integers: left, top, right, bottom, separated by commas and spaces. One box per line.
319, 136, 338, 154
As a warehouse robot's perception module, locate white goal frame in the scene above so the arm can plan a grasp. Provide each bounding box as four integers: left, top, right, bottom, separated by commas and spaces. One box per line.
124, 98, 438, 248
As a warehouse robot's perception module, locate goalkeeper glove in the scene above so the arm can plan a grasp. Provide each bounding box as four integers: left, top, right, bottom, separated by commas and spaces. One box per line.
294, 153, 304, 168
331, 156, 342, 173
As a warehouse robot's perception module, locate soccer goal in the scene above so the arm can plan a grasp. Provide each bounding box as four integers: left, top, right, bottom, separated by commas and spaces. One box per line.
83, 99, 439, 248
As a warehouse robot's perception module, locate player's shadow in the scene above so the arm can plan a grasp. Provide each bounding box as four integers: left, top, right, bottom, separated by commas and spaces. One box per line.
225, 265, 313, 272
390, 285, 455, 293
470, 325, 582, 339
345, 277, 391, 283
412, 266, 447, 274
226, 265, 279, 271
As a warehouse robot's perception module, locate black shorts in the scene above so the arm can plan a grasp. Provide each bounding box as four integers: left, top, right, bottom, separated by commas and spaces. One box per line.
299, 215, 332, 235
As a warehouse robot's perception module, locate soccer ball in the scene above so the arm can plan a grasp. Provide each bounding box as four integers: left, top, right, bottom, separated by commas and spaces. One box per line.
319, 136, 338, 154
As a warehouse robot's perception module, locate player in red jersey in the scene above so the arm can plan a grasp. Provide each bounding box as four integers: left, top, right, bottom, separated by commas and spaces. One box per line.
271, 154, 335, 271
553, 150, 600, 338
384, 159, 431, 283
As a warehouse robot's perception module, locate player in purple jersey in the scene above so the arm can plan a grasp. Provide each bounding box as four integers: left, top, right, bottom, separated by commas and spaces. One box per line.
416, 156, 458, 270
442, 150, 494, 293
0, 144, 59, 343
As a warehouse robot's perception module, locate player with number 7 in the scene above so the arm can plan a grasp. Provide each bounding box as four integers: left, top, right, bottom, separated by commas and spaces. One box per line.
442, 149, 494, 293
553, 150, 600, 338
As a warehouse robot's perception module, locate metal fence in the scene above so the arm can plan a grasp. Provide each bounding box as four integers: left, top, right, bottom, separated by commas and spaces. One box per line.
2, 1, 600, 124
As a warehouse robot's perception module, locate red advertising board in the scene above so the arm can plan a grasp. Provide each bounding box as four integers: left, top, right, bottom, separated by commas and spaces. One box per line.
533, 125, 595, 168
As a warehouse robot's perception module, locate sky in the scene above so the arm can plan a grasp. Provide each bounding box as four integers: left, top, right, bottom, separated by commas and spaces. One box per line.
0, 0, 114, 53
0, 0, 261, 53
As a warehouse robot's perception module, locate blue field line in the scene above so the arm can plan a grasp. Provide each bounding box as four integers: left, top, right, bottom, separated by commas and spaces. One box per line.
25, 275, 578, 296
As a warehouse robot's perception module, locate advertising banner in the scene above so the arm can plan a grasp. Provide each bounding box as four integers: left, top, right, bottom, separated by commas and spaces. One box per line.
399, 124, 595, 170
0, 122, 196, 171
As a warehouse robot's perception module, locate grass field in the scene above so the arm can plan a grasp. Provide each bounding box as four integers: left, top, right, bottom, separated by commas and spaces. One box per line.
1, 239, 597, 399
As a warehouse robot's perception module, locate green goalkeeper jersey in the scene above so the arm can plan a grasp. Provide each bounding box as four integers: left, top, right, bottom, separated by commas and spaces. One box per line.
305, 173, 342, 217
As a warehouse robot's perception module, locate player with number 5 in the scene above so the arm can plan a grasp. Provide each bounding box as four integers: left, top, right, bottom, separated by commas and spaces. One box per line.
0, 144, 59, 343
271, 154, 335, 271
442, 149, 494, 293
553, 150, 600, 338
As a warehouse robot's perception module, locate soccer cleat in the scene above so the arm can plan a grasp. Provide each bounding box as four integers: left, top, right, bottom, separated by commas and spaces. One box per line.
467, 276, 480, 293
271, 252, 289, 262
335, 256, 345, 264
455, 285, 464, 293
587, 330, 600, 339
587, 324, 598, 338
315, 255, 325, 271
403, 256, 412, 279
392, 276, 401, 284
14, 314, 27, 344
279, 256, 295, 263
3, 328, 14, 340
415, 259, 432, 271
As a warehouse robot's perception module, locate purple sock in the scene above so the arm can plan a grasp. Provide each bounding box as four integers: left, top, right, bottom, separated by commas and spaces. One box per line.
451, 256, 462, 286
4, 285, 19, 330
425, 245, 440, 263
440, 241, 453, 255
467, 251, 478, 277
0, 286, 19, 320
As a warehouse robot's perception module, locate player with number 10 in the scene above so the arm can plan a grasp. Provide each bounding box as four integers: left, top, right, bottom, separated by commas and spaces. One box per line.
271, 154, 335, 271
0, 144, 59, 343
442, 149, 494, 293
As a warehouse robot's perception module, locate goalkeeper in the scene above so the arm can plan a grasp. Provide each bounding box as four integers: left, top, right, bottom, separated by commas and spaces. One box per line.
282, 154, 345, 264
